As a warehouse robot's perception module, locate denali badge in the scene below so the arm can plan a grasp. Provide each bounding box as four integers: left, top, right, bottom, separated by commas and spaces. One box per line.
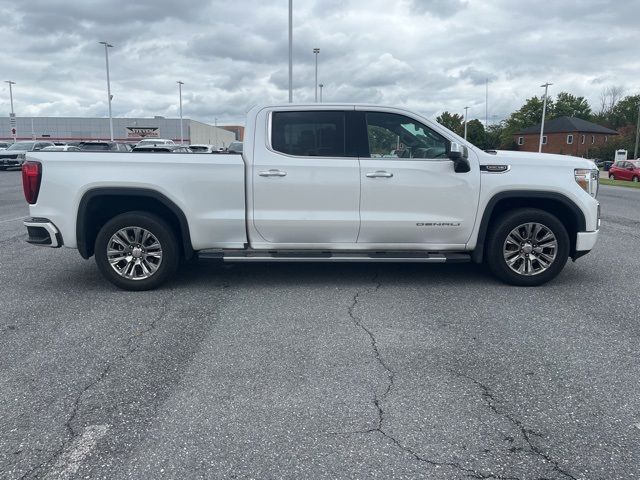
416, 222, 461, 227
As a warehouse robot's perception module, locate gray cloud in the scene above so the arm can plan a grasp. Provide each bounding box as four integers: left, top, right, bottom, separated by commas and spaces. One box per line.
0, 0, 638, 125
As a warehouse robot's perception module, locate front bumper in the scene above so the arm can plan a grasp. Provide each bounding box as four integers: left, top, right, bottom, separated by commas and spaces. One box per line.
24, 218, 63, 248
0, 157, 22, 167
576, 230, 599, 252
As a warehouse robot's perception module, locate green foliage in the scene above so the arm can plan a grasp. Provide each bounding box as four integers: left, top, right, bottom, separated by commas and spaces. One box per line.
465, 119, 486, 148
608, 95, 640, 130
484, 122, 505, 150
553, 92, 592, 119
436, 111, 464, 136
367, 125, 399, 156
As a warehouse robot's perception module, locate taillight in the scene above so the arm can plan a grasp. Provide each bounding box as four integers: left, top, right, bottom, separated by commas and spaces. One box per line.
22, 161, 42, 204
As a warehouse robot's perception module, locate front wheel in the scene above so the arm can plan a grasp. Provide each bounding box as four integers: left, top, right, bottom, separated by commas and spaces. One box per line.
485, 208, 570, 286
94, 211, 180, 291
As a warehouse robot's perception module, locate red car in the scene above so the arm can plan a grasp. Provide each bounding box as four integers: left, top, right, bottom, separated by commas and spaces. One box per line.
609, 160, 640, 182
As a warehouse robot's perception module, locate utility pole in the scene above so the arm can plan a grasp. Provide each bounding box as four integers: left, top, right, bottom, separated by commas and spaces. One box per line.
177, 81, 184, 144
319, 83, 324, 103
464, 106, 469, 140
288, 0, 293, 103
485, 78, 488, 128
538, 82, 552, 153
313, 48, 320, 102
99, 41, 114, 141
634, 103, 640, 159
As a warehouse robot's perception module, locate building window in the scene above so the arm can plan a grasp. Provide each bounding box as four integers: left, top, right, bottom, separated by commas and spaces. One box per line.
591, 135, 595, 144
580, 134, 585, 144
567, 134, 573, 144
542, 136, 547, 145
517, 136, 524, 145
605, 136, 608, 143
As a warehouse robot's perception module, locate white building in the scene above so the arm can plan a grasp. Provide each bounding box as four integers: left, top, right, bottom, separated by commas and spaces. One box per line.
0, 116, 237, 148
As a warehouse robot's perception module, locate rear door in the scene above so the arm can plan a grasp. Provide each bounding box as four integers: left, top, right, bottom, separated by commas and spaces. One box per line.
357, 108, 480, 247
251, 109, 361, 245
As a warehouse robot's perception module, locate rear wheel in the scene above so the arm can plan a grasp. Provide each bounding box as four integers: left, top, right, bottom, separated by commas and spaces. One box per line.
486, 208, 569, 286
94, 211, 180, 291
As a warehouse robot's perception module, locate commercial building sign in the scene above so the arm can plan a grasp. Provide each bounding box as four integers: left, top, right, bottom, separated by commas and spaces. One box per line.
126, 127, 159, 138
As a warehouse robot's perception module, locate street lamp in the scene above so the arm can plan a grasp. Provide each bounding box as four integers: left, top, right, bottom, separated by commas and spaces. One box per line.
99, 41, 114, 141
288, 0, 293, 103
313, 48, 320, 102
538, 82, 552, 153
464, 106, 469, 140
177, 81, 184, 145
634, 103, 640, 159
319, 83, 324, 103
5, 81, 15, 142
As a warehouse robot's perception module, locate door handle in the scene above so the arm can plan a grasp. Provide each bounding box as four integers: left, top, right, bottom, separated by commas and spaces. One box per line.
259, 169, 287, 177
366, 171, 393, 178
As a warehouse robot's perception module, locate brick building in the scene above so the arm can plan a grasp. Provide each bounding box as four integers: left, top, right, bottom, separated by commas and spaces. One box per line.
513, 116, 618, 156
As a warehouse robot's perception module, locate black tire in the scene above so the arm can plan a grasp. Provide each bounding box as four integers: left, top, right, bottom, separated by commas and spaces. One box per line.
485, 208, 570, 286
94, 211, 180, 291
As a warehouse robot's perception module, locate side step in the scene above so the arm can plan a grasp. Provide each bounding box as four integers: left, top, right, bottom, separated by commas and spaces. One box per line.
198, 250, 470, 263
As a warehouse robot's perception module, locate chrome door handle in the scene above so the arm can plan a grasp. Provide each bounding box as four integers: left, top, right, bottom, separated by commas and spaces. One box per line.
259, 169, 287, 177
366, 171, 393, 178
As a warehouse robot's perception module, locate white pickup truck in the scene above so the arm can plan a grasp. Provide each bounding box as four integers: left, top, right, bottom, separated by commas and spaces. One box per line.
22, 104, 600, 290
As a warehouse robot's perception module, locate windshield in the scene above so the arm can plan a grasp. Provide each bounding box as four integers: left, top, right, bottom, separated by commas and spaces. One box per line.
7, 142, 35, 151
80, 143, 111, 151
190, 146, 208, 152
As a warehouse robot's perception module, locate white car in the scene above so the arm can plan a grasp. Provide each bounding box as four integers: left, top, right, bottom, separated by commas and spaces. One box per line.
135, 138, 175, 147
22, 104, 599, 290
189, 144, 215, 153
0, 141, 55, 169
40, 145, 82, 152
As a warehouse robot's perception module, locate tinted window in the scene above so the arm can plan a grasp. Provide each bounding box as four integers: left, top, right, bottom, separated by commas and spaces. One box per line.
365, 112, 448, 159
272, 111, 346, 157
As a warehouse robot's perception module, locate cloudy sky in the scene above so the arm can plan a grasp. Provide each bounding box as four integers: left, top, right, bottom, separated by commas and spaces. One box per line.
0, 0, 638, 125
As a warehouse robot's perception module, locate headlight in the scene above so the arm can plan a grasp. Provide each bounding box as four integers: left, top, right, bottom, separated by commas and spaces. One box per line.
575, 168, 599, 198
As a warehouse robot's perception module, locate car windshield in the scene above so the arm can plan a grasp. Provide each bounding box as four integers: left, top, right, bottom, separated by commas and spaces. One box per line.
7, 142, 35, 151
81, 143, 111, 151
190, 146, 208, 152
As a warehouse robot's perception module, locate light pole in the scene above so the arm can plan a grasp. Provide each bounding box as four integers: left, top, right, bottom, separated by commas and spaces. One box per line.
319, 83, 324, 103
313, 48, 320, 102
177, 81, 184, 144
464, 106, 469, 140
634, 103, 640, 159
5, 80, 15, 142
288, 0, 293, 103
99, 41, 114, 141
538, 82, 552, 153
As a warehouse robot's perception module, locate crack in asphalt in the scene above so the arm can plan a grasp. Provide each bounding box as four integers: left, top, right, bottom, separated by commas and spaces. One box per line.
18, 298, 172, 479
453, 371, 578, 480
341, 273, 522, 480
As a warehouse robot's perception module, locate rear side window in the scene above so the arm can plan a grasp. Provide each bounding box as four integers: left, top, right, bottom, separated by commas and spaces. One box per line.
271, 111, 346, 157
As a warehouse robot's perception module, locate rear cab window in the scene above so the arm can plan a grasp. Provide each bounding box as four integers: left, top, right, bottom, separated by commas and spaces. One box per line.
271, 111, 347, 157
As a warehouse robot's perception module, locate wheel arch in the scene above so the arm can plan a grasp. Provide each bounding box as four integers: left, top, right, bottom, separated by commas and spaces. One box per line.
76, 187, 194, 260
471, 191, 586, 263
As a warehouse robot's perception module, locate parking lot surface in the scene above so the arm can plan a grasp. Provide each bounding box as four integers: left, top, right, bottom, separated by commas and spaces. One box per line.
1, 169, 639, 479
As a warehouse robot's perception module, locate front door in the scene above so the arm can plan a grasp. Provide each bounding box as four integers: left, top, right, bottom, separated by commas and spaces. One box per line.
252, 110, 361, 245
357, 109, 480, 247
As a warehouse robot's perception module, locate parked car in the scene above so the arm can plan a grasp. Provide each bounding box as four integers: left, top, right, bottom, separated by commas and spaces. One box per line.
136, 138, 175, 147
189, 144, 215, 153
608, 160, 640, 182
78, 141, 131, 152
0, 142, 10, 150
132, 145, 192, 153
22, 103, 600, 291
228, 141, 243, 154
0, 141, 55, 169
41, 145, 82, 152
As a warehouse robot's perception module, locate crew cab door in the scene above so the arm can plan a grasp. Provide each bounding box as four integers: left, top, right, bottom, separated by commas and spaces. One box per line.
251, 109, 361, 245
356, 108, 480, 246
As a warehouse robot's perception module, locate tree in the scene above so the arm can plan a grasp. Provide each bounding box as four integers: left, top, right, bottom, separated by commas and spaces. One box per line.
465, 119, 486, 148
484, 122, 505, 150
598, 85, 625, 115
436, 111, 464, 136
607, 94, 640, 129
499, 96, 552, 148
553, 92, 592, 119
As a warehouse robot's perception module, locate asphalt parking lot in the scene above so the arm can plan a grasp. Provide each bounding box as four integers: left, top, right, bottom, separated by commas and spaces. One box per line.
1, 169, 639, 480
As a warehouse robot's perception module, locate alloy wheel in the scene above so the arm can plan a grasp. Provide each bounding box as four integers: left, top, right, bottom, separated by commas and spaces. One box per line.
107, 226, 163, 280
503, 222, 558, 276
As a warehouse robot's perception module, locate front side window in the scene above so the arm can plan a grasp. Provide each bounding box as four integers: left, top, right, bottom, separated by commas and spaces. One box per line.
271, 111, 346, 157
365, 112, 447, 159
567, 134, 573, 144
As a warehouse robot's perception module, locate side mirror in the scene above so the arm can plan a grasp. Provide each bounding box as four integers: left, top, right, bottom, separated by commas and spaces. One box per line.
448, 142, 470, 173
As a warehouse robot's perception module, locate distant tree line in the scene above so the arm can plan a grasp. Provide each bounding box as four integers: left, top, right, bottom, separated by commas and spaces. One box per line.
436, 86, 640, 159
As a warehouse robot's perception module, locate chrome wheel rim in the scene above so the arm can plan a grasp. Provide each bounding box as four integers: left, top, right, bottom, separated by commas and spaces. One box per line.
503, 222, 557, 276
107, 226, 162, 280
